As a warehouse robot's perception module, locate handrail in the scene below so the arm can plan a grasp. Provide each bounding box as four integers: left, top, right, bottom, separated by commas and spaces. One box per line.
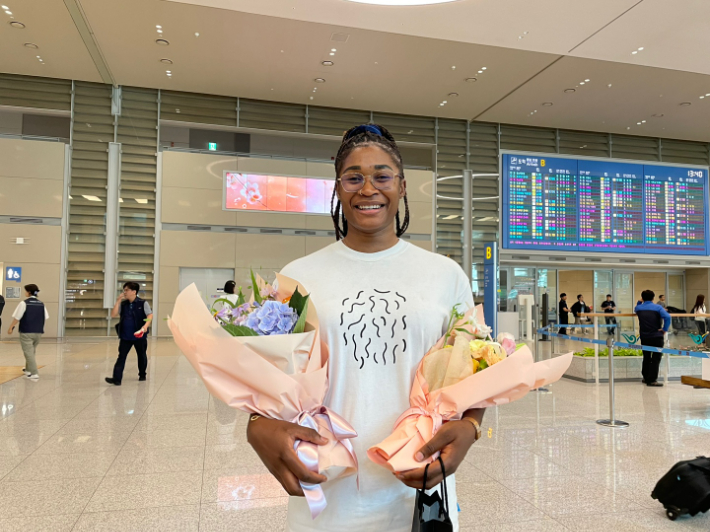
577, 312, 710, 318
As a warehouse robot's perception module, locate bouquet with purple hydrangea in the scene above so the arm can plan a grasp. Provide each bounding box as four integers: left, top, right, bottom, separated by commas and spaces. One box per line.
211, 270, 309, 337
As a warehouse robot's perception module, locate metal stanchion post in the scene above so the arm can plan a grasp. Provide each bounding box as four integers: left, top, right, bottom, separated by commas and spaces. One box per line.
597, 336, 629, 428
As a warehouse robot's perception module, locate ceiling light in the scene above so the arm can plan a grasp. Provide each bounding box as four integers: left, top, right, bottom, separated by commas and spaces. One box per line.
637, 122, 641, 125
632, 51, 638, 55
542, 102, 553, 106
156, 38, 169, 45
314, 78, 325, 83
9, 21, 24, 28
166, 70, 171, 73
156, 25, 162, 28
195, 32, 200, 37
451, 66, 456, 70
478, 70, 483, 74
345, 0, 459, 4
706, 93, 710, 96
448, 92, 458, 97
680, 102, 692, 106
5, 10, 12, 14
310, 96, 314, 100
322, 60, 334, 66
160, 58, 173, 64
642, 120, 646, 123
608, 84, 612, 87
638, 47, 644, 51
1, 6, 8, 9
564, 88, 576, 93
82, 195, 101, 202
465, 77, 477, 83
157, 29, 163, 33
331, 48, 337, 52
23, 42, 38, 48
481, 67, 487, 70
329, 52, 335, 56
701, 96, 705, 99
627, 127, 631, 130
580, 82, 585, 85
443, 100, 447, 104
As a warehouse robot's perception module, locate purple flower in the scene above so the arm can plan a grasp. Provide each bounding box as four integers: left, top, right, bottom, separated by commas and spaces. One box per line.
244, 300, 298, 335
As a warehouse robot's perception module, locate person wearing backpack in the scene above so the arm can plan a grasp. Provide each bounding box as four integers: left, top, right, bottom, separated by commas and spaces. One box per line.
6, 284, 48, 380
105, 282, 153, 386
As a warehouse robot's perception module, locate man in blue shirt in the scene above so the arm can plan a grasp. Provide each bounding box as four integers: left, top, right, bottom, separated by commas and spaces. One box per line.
105, 282, 153, 386
634, 289, 671, 387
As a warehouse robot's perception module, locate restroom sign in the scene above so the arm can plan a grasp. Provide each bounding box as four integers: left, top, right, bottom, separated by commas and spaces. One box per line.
5, 267, 21, 282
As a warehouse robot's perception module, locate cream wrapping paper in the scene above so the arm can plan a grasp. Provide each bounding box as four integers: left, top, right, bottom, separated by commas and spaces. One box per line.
167, 273, 357, 519
367, 305, 573, 473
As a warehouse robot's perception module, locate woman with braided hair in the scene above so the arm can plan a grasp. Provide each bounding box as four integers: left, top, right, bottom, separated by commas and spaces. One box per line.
247, 124, 482, 531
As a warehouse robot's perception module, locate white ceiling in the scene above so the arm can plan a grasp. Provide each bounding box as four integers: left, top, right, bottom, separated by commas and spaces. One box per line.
1, 0, 710, 142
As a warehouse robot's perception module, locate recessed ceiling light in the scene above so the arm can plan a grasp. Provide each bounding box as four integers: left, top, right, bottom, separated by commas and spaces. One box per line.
329, 52, 335, 56
194, 32, 199, 37
157, 29, 163, 33
638, 47, 644, 51
314, 78, 325, 83
9, 21, 24, 28
580, 82, 585, 85
344, 0, 458, 4
608, 83, 612, 87
585, 79, 590, 82
1, 6, 8, 9
156, 38, 169, 45
627, 127, 631, 130
156, 25, 162, 28
166, 70, 171, 73
642, 120, 646, 123
160, 58, 173, 64
632, 51, 638, 55
701, 96, 705, 99
23, 42, 38, 48
310, 96, 314, 100
331, 48, 337, 52
322, 60, 334, 66
542, 102, 553, 106
448, 92, 458, 97
481, 67, 487, 70
564, 88, 576, 93
465, 77, 477, 83
478, 70, 483, 74
637, 122, 641, 125
680, 102, 691, 106
5, 10, 12, 15
451, 66, 456, 70
706, 93, 710, 96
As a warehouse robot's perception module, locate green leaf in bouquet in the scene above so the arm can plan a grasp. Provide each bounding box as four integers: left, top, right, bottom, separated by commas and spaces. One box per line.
250, 269, 264, 305
222, 323, 259, 337
289, 287, 310, 334
455, 328, 470, 334
212, 298, 237, 310
478, 359, 489, 370
236, 288, 246, 307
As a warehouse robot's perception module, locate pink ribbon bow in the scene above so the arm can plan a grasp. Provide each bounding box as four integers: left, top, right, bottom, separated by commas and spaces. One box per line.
294, 406, 358, 519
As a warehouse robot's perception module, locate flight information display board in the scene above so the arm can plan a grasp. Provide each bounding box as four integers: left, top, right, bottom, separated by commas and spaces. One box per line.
502, 154, 710, 255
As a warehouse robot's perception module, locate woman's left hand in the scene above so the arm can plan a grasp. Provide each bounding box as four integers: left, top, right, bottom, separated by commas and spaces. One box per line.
394, 420, 478, 490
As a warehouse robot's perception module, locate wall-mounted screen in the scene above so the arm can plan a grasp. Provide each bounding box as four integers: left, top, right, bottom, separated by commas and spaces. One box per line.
502, 153, 710, 255
223, 172, 335, 214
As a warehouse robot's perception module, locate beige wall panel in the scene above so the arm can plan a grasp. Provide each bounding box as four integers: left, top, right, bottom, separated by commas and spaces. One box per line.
305, 161, 336, 179
405, 170, 434, 204
558, 270, 593, 304
634, 272, 666, 300
411, 239, 434, 252
0, 225, 61, 263
42, 302, 60, 337
237, 157, 307, 176
237, 211, 306, 229
160, 230, 237, 268
156, 302, 175, 336
686, 269, 709, 307
2, 262, 62, 303
305, 215, 335, 231
162, 187, 237, 226
305, 236, 334, 255
158, 266, 180, 303
0, 138, 65, 180
407, 200, 433, 235
162, 152, 237, 190
235, 234, 306, 270
0, 177, 64, 218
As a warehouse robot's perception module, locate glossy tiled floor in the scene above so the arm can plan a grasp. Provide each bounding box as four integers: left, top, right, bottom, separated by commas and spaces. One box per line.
0, 337, 708, 531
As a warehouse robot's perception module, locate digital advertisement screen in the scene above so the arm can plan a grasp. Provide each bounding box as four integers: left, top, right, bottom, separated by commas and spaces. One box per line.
502, 154, 710, 255
223, 172, 335, 214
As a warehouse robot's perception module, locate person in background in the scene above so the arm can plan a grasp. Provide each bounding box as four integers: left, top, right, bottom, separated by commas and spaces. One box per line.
223, 280, 240, 306
600, 294, 617, 335
105, 282, 153, 386
657, 294, 667, 309
635, 289, 671, 387
7, 284, 48, 380
571, 294, 592, 334
691, 294, 707, 335
558, 293, 570, 335
0, 292, 5, 335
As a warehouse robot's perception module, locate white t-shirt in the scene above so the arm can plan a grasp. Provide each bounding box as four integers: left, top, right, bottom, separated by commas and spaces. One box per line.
12, 297, 50, 321
695, 304, 706, 322
223, 293, 240, 306
280, 239, 474, 532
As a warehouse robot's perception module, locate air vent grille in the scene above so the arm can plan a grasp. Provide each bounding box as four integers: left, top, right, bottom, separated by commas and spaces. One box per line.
9, 217, 43, 224
260, 228, 283, 234
187, 225, 212, 231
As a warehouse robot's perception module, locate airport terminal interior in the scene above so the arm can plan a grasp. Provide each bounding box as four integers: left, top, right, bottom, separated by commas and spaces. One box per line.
1, 1, 710, 531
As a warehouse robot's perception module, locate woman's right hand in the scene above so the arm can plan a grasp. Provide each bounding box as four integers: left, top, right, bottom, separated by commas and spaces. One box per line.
247, 416, 329, 496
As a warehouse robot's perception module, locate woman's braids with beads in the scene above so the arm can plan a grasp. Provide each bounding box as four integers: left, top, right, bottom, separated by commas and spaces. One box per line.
330, 124, 410, 241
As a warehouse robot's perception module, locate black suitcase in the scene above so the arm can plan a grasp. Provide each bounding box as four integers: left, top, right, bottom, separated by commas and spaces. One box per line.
651, 456, 710, 520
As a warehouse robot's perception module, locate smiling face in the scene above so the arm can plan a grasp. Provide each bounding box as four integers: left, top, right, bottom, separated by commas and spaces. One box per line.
337, 145, 406, 239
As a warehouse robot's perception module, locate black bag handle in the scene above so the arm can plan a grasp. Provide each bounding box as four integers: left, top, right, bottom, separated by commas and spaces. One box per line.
421, 457, 450, 517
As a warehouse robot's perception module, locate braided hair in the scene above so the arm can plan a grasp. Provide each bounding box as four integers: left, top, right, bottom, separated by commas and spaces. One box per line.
331, 124, 410, 241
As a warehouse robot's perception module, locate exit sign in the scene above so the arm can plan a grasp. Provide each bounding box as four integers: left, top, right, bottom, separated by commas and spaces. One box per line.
208, 142, 217, 151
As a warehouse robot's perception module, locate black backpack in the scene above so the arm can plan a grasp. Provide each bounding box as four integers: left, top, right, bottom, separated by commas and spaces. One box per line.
652, 456, 710, 520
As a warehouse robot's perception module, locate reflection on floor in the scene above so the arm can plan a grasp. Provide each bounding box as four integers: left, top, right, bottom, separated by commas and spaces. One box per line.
0, 338, 708, 531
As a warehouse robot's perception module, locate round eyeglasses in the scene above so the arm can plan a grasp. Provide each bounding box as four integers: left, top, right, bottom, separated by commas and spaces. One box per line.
337, 171, 402, 193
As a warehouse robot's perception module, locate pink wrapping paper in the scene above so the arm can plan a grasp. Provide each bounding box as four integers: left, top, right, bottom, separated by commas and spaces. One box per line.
167, 274, 357, 519
367, 306, 573, 473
